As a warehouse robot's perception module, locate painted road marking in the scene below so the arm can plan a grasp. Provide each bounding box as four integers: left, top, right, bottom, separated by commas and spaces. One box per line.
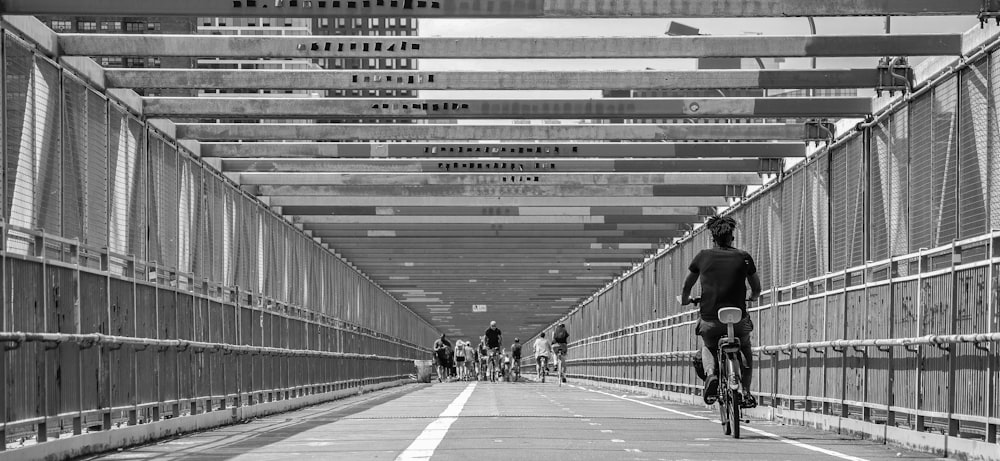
580, 386, 872, 461
395, 382, 477, 461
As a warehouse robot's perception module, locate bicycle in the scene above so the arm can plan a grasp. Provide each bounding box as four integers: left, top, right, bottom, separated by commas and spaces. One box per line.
536, 355, 549, 383
511, 356, 521, 382
691, 297, 747, 439
553, 344, 567, 386
487, 347, 502, 382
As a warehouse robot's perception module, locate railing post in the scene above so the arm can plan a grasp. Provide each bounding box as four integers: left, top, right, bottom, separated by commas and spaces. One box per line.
915, 249, 926, 433
986, 233, 998, 443
947, 242, 959, 437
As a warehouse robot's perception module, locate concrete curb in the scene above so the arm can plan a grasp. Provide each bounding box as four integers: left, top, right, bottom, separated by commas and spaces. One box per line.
569, 378, 1000, 461
3, 379, 410, 461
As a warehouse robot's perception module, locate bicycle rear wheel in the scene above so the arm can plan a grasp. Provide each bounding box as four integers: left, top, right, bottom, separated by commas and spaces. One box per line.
719, 392, 731, 435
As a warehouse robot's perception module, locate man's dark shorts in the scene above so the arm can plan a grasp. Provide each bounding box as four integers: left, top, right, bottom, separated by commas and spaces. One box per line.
697, 316, 754, 373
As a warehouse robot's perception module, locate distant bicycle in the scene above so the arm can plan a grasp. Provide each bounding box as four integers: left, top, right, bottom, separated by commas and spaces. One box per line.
553, 345, 568, 386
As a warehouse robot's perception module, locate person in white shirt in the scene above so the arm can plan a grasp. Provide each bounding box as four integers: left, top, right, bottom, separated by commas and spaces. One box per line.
454, 340, 467, 380
533, 333, 553, 382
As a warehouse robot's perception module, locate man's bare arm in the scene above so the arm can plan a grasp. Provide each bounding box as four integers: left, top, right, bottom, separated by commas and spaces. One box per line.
748, 272, 762, 302
681, 271, 699, 305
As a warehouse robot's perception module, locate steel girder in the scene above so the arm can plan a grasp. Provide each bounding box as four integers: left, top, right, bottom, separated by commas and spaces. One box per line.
5, 0, 987, 17
199, 142, 806, 159
109, 69, 886, 91
144, 96, 872, 119
59, 34, 962, 59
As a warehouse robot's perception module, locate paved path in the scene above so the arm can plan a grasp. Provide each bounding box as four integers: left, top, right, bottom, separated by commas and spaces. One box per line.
87, 379, 945, 461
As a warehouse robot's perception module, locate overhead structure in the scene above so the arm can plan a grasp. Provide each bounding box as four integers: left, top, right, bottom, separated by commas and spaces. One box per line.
5, 1, 974, 337
106, 69, 902, 91
59, 34, 962, 59
2, 0, 989, 17
145, 96, 872, 119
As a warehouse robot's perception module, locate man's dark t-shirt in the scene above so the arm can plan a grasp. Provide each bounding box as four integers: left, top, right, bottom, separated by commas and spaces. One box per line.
484, 327, 502, 348
689, 248, 757, 321
511, 343, 522, 359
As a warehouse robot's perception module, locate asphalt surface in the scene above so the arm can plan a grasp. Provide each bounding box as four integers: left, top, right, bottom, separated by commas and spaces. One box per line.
86, 377, 946, 461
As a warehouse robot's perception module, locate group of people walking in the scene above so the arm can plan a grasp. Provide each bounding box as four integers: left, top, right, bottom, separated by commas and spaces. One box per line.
431, 321, 571, 383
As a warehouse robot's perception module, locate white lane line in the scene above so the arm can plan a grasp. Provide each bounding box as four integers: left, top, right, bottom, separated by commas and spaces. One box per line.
395, 383, 477, 461
580, 386, 871, 461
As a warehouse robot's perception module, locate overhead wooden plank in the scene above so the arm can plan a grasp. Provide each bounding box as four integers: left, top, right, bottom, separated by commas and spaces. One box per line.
236, 172, 762, 186
200, 142, 806, 159
61, 34, 963, 58
223, 158, 771, 173
7, 0, 984, 17
176, 122, 825, 141
109, 69, 886, 91
144, 96, 872, 119
266, 195, 731, 207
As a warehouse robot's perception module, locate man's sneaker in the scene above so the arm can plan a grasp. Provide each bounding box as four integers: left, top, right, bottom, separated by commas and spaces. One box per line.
562, 377, 567, 383
741, 391, 757, 408
703, 375, 719, 405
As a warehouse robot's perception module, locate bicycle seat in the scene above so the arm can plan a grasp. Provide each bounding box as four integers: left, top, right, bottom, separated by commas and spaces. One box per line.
718, 307, 743, 324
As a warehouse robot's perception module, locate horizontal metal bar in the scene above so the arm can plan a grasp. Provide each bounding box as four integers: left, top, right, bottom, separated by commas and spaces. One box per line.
145, 97, 872, 119
237, 172, 762, 185
60, 34, 962, 58
10, 0, 991, 17
176, 123, 821, 141
275, 205, 710, 216
295, 215, 689, 224
6, 0, 987, 17
0, 332, 415, 361
110, 69, 888, 91
267, 195, 730, 207
257, 184, 744, 197
224, 158, 768, 173
200, 141, 806, 159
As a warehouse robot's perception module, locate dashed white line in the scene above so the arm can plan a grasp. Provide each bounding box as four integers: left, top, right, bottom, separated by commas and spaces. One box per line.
395, 382, 477, 461
579, 386, 872, 461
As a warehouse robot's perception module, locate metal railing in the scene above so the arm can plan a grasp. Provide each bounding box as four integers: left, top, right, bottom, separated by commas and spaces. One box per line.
0, 331, 416, 449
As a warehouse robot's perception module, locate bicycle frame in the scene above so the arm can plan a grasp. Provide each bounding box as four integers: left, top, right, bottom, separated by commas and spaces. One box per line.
716, 306, 744, 438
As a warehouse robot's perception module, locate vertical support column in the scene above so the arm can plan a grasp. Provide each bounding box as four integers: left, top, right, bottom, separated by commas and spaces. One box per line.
986, 233, 997, 443
915, 250, 926, 432
947, 243, 959, 437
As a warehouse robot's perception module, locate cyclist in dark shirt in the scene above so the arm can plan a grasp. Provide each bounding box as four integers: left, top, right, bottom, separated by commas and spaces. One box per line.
552, 324, 570, 383
681, 215, 761, 406
484, 321, 503, 349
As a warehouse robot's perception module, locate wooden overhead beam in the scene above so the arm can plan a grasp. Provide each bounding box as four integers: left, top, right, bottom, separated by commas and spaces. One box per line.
7, 0, 985, 17
61, 33, 962, 58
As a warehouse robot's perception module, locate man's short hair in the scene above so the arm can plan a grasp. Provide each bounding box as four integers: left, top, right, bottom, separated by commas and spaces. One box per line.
490, 321, 497, 326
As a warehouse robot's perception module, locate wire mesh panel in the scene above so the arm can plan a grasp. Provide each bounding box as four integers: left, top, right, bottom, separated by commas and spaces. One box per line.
34, 57, 61, 239
891, 280, 920, 410
959, 60, 990, 239
61, 75, 87, 241
933, 76, 959, 247
890, 110, 910, 256
829, 144, 848, 271
85, 89, 109, 250
992, 51, 1000, 230
5, 33, 37, 254
909, 92, 935, 252
149, 134, 179, 270
870, 121, 891, 261
845, 137, 866, 268
807, 156, 829, 279
953, 266, 989, 417
919, 273, 953, 414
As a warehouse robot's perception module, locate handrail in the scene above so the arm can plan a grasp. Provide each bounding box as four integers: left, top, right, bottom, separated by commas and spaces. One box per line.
564, 332, 1000, 362
0, 331, 417, 362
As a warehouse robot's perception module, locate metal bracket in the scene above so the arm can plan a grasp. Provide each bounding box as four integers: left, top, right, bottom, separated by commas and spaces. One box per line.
3, 338, 24, 351
980, 0, 1000, 28
852, 346, 867, 355
832, 346, 847, 353
904, 344, 920, 354
43, 340, 62, 351
804, 120, 836, 147
876, 57, 914, 97
812, 347, 828, 355
876, 346, 893, 353
974, 342, 991, 353
933, 342, 951, 352
132, 343, 150, 352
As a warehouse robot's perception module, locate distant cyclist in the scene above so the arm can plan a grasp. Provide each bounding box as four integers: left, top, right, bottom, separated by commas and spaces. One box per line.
533, 333, 552, 382
552, 324, 570, 383
433, 334, 453, 383
510, 338, 523, 381
681, 215, 761, 407
484, 321, 503, 380
477, 336, 490, 380
454, 339, 467, 380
